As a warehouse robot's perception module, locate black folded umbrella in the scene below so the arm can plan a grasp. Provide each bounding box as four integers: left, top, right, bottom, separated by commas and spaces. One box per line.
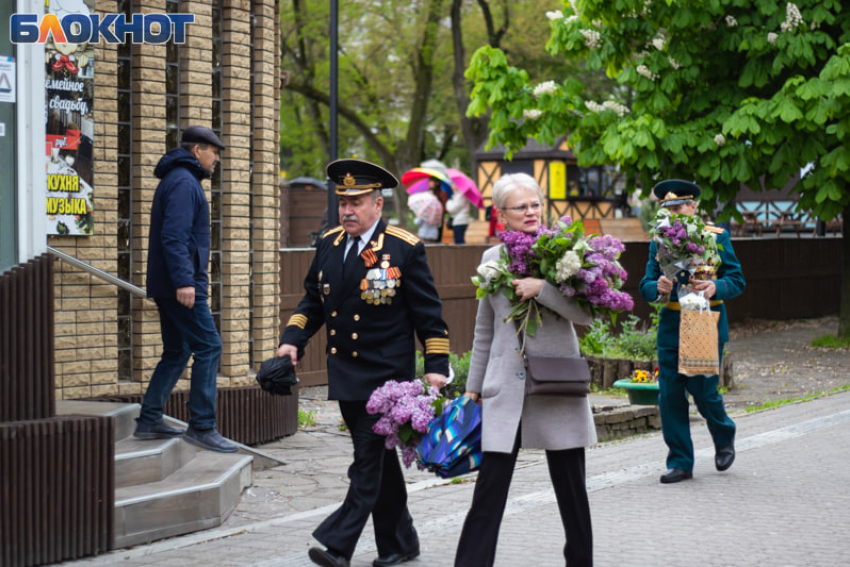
256, 354, 299, 396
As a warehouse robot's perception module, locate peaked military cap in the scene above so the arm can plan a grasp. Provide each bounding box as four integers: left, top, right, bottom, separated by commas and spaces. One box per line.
181, 125, 226, 150
653, 179, 701, 208
327, 159, 398, 197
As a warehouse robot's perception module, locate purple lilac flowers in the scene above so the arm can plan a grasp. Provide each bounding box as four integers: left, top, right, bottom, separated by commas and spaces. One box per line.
496, 217, 634, 322
367, 380, 441, 468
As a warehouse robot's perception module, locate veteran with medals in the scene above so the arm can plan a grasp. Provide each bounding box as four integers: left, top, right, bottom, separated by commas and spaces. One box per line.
278, 159, 450, 567
639, 180, 746, 484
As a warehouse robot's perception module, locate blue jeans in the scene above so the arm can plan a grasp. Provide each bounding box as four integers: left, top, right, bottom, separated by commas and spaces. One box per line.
139, 297, 222, 430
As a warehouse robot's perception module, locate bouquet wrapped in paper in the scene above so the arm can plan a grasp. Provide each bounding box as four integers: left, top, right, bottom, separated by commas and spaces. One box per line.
648, 208, 721, 301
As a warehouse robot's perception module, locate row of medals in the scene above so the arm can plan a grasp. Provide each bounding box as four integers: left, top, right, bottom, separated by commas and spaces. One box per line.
362, 264, 400, 305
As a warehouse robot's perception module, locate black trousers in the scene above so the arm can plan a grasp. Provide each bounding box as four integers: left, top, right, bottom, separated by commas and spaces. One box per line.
312, 400, 418, 559
454, 432, 593, 567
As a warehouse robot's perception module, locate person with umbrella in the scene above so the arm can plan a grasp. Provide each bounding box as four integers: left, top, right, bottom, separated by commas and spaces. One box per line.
402, 161, 484, 244
409, 177, 444, 243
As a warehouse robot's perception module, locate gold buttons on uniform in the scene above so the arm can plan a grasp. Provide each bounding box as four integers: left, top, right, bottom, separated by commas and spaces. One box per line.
330, 347, 337, 354
352, 351, 358, 358
351, 333, 358, 340
331, 311, 338, 318
330, 329, 336, 336
353, 314, 360, 321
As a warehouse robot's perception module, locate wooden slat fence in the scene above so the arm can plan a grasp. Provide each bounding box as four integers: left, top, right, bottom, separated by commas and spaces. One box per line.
281, 237, 842, 387
96, 385, 299, 446
0, 254, 55, 422
0, 416, 114, 567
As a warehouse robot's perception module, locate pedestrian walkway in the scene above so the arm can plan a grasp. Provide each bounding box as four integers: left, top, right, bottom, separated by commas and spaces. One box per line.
64, 389, 850, 567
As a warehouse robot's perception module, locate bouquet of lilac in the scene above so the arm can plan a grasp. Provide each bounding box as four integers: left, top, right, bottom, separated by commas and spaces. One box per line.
649, 208, 721, 300
471, 216, 633, 345
366, 380, 445, 468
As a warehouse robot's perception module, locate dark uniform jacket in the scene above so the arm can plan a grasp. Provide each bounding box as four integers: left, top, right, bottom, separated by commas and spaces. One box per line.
281, 219, 450, 400
639, 226, 746, 348
146, 148, 212, 299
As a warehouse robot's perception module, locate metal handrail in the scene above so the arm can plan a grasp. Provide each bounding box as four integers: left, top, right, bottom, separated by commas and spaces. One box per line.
48, 246, 148, 298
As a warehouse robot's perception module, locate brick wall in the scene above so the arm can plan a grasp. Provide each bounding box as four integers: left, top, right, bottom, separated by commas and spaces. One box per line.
50, 0, 281, 400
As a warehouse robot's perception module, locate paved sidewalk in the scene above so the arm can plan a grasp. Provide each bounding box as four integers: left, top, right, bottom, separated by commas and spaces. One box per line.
62, 316, 850, 566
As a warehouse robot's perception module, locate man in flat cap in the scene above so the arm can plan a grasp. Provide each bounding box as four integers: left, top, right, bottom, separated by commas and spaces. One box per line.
135, 125, 238, 453
278, 159, 450, 567
639, 179, 746, 483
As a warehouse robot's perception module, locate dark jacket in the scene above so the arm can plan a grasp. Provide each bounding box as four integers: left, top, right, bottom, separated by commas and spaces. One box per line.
146, 148, 212, 299
281, 220, 450, 401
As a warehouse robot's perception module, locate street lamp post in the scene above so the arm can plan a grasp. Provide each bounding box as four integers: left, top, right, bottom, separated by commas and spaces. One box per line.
327, 0, 339, 227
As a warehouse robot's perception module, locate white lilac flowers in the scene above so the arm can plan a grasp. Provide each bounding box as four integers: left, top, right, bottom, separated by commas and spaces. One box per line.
767, 32, 778, 44
476, 260, 502, 286
725, 15, 738, 27
523, 109, 543, 120
554, 251, 582, 283
714, 134, 726, 147
533, 81, 558, 97
546, 10, 563, 21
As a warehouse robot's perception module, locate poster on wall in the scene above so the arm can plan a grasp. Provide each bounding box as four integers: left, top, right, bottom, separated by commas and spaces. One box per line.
45, 0, 95, 236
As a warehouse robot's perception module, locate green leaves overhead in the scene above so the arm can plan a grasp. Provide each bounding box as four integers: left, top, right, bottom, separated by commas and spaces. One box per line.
466, 0, 850, 216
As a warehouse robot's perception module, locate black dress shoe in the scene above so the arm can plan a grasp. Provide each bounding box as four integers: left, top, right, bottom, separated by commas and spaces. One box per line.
660, 468, 693, 484
308, 547, 350, 567
715, 441, 736, 471
373, 542, 420, 567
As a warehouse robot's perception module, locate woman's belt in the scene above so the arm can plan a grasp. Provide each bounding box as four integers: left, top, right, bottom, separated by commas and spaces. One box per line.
665, 300, 723, 310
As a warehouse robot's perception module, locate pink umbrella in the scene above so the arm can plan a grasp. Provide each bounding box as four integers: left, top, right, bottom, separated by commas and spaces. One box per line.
408, 192, 443, 226
406, 168, 484, 209
402, 167, 454, 198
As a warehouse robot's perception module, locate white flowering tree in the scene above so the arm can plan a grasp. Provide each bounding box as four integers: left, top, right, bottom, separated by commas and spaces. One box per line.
466, 0, 850, 336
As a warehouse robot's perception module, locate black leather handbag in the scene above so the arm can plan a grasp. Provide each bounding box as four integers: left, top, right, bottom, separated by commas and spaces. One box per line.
524, 355, 591, 397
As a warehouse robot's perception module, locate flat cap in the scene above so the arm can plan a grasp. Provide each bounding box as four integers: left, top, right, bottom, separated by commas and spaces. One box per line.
181, 125, 225, 150
327, 159, 398, 197
653, 179, 701, 207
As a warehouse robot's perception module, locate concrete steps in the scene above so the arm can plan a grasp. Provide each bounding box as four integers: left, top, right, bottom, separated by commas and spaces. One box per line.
56, 400, 253, 549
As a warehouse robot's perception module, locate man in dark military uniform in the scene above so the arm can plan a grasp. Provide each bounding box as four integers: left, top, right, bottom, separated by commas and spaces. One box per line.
639, 180, 746, 484
277, 159, 450, 567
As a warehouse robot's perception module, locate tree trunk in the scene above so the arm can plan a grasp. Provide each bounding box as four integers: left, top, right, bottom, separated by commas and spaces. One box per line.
839, 205, 850, 338
450, 0, 504, 178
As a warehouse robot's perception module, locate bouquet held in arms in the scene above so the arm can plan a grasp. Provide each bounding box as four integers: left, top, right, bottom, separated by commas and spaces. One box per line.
472, 216, 633, 349
366, 380, 445, 468
648, 208, 722, 302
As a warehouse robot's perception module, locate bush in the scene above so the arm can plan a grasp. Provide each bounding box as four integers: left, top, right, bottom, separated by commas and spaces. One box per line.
415, 350, 471, 398
579, 308, 660, 361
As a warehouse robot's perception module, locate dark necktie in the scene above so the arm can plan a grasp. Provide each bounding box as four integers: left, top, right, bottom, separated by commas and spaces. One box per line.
343, 236, 360, 276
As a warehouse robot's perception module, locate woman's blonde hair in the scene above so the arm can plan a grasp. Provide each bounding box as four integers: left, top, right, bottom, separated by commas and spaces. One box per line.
491, 173, 544, 210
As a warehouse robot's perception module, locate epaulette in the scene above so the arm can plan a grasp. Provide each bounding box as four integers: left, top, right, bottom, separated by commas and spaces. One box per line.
385, 225, 420, 246
322, 226, 346, 246
323, 226, 344, 239
705, 225, 725, 234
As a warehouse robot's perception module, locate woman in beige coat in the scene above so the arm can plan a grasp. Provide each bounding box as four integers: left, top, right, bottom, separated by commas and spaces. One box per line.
454, 173, 596, 567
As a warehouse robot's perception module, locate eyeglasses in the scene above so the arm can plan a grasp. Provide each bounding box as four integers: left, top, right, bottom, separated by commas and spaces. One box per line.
505, 202, 542, 213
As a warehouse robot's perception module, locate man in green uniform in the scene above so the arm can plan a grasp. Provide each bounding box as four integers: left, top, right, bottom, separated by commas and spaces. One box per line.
639, 179, 746, 484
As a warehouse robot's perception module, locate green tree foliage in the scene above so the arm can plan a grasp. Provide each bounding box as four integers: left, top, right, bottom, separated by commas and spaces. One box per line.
279, 0, 592, 222
466, 0, 850, 335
